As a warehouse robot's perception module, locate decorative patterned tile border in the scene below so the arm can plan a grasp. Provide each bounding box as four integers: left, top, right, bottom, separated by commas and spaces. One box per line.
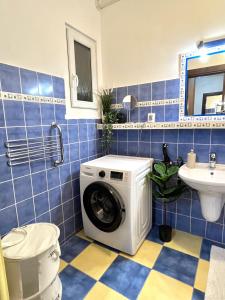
97, 121, 225, 130
179, 44, 225, 122
111, 98, 179, 109
0, 91, 65, 105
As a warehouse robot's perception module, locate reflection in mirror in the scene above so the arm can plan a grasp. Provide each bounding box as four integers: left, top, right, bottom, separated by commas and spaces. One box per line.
123, 95, 137, 122
186, 51, 225, 116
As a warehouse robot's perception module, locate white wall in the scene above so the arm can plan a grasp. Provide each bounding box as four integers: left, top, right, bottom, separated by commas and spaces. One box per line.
0, 0, 102, 118
101, 0, 225, 88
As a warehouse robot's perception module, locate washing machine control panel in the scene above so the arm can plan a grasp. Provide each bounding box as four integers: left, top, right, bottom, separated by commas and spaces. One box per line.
99, 170, 106, 178
110, 171, 123, 180
98, 169, 128, 182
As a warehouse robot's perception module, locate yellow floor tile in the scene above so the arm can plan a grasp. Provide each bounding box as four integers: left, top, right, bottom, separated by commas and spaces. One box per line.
121, 240, 162, 268
138, 270, 193, 300
76, 229, 93, 242
164, 230, 202, 258
58, 259, 68, 273
85, 282, 128, 300
70, 243, 118, 280
194, 259, 210, 292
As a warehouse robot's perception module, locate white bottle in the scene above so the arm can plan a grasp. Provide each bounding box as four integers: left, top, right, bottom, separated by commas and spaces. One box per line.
187, 149, 196, 168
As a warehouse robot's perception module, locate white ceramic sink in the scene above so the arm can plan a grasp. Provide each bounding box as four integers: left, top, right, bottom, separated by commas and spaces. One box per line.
179, 163, 225, 222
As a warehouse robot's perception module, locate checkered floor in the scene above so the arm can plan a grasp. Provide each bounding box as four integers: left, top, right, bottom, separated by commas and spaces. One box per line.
58, 226, 224, 300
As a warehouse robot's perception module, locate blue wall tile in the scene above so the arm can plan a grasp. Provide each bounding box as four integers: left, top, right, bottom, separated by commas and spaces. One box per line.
63, 200, 74, 220
139, 142, 150, 157
79, 142, 88, 159
176, 214, 190, 233
152, 105, 164, 122
0, 180, 14, 210
17, 197, 35, 225
128, 85, 139, 99
51, 205, 63, 225
20, 68, 38, 95
194, 129, 211, 145
0, 155, 12, 182
61, 182, 73, 203
0, 101, 5, 127
191, 218, 206, 237
70, 143, 79, 162
165, 104, 179, 122
165, 79, 180, 99
4, 100, 25, 127
151, 130, 163, 143
53, 76, 65, 99
37, 73, 53, 97
49, 186, 62, 209
206, 222, 223, 243
60, 164, 72, 184
14, 175, 33, 202
164, 129, 178, 143
40, 103, 55, 125
47, 167, 60, 189
37, 211, 50, 223
211, 129, 225, 145
139, 83, 151, 101
55, 104, 66, 122
65, 217, 75, 237
139, 107, 151, 122
194, 144, 210, 163
79, 124, 88, 141
0, 64, 21, 93
127, 142, 139, 156
0, 128, 7, 155
68, 125, 79, 143
24, 102, 41, 126
34, 192, 49, 217
178, 129, 193, 144
117, 87, 127, 103
0, 206, 18, 235
32, 171, 47, 195
152, 81, 165, 100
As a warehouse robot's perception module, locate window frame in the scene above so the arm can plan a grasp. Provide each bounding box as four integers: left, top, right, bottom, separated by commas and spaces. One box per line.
66, 25, 98, 110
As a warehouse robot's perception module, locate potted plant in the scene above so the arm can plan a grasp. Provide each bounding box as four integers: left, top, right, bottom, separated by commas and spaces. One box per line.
99, 89, 114, 117
147, 161, 186, 242
99, 89, 118, 154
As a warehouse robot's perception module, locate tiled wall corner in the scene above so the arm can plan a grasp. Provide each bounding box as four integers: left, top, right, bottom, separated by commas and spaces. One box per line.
0, 63, 102, 243
110, 78, 225, 244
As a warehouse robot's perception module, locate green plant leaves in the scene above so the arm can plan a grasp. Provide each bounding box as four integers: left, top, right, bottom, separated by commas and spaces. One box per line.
154, 162, 166, 176
147, 161, 187, 203
167, 165, 179, 177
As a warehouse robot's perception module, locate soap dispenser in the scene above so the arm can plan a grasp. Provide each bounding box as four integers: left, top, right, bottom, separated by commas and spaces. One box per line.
187, 149, 196, 168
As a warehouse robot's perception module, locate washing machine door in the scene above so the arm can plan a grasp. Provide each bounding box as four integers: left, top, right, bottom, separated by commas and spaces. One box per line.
83, 182, 125, 232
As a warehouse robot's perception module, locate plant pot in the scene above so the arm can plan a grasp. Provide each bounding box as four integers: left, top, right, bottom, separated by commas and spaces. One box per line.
159, 225, 172, 242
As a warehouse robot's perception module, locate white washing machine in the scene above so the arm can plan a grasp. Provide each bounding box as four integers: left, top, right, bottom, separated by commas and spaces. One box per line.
80, 155, 153, 255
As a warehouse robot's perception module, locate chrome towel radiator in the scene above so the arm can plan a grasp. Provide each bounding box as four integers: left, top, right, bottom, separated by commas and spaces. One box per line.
5, 122, 64, 167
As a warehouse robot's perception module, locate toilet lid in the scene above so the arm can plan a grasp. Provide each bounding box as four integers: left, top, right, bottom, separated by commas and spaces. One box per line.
2, 223, 60, 260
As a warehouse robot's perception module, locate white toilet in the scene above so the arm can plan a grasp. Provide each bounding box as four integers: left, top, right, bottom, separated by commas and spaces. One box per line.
1, 223, 62, 300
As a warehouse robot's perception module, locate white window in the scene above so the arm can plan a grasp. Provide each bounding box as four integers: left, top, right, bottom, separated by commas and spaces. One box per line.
66, 25, 98, 109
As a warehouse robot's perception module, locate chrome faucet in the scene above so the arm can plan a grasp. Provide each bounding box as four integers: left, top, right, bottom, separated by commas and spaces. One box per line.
209, 152, 216, 169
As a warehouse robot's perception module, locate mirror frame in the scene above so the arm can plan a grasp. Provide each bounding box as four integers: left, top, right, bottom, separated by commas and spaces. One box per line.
179, 44, 225, 122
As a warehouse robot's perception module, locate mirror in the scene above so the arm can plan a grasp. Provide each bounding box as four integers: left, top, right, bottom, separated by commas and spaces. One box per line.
123, 95, 137, 122
185, 51, 225, 116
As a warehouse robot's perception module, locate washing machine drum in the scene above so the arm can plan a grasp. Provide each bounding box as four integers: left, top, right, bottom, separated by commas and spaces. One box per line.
83, 182, 125, 232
